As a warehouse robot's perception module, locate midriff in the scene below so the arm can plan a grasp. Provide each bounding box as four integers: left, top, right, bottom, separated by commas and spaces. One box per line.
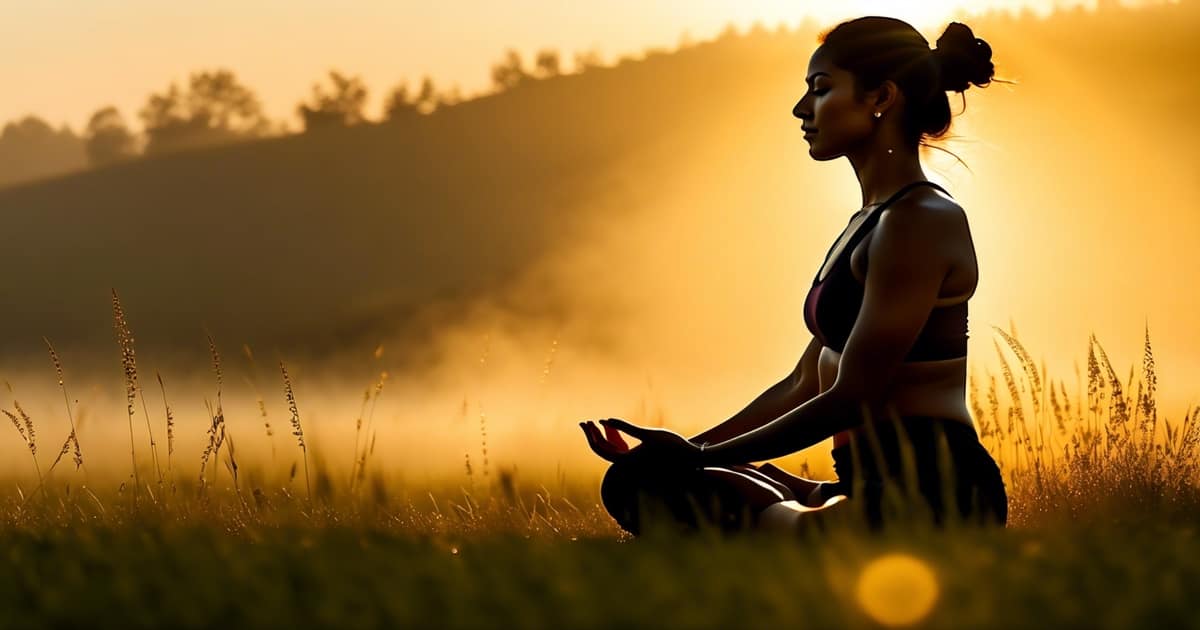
816, 346, 974, 447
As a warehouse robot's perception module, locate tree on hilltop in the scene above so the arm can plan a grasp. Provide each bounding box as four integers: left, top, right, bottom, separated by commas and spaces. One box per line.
0, 116, 86, 188
534, 49, 561, 78
491, 49, 530, 91
413, 76, 439, 114
84, 106, 139, 166
382, 80, 418, 122
139, 69, 271, 156
383, 75, 448, 120
297, 70, 370, 131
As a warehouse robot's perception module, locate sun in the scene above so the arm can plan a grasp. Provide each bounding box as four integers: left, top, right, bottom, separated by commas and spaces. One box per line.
783, 0, 974, 31
877, 0, 973, 29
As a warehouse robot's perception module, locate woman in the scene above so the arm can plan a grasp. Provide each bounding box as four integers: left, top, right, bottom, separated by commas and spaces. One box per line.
581, 17, 1008, 536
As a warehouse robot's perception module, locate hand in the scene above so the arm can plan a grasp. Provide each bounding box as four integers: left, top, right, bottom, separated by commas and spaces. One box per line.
580, 420, 632, 463
599, 418, 703, 467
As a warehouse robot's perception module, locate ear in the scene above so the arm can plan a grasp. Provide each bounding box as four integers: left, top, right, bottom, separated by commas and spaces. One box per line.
870, 79, 903, 116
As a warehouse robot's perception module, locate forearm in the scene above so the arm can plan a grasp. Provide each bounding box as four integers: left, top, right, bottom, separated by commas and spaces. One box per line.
698, 388, 875, 466
688, 377, 813, 446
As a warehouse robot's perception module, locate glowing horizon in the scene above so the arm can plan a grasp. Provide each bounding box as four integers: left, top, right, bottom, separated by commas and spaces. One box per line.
0, 0, 1154, 133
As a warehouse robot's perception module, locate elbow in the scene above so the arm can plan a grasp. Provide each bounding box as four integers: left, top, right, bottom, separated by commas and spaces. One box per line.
827, 382, 895, 426
828, 369, 890, 404
826, 379, 863, 403
789, 374, 820, 405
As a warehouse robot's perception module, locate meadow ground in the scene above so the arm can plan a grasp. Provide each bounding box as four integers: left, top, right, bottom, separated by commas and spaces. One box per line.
1, 308, 1197, 628
1, 490, 1198, 629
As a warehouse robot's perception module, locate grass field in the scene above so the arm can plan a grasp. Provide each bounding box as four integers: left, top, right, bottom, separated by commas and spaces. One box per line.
1, 492, 1198, 629
2, 513, 1198, 629
1, 299, 1197, 628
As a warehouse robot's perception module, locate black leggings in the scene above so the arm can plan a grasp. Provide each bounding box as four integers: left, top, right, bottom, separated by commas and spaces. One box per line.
600, 459, 759, 536
599, 416, 1007, 535
819, 416, 1008, 528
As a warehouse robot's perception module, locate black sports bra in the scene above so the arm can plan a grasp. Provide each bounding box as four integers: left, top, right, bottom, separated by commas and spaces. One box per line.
802, 180, 969, 362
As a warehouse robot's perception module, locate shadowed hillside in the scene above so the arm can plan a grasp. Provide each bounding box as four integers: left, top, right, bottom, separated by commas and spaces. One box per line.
1, 1, 1197, 412
0, 24, 805, 364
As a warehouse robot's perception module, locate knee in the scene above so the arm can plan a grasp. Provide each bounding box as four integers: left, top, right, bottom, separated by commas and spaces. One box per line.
599, 463, 713, 535
600, 463, 644, 534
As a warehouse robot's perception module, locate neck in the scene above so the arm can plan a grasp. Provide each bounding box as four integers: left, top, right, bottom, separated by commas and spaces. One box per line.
846, 135, 929, 207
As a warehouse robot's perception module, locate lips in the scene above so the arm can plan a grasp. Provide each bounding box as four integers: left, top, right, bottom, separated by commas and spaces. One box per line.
802, 127, 817, 136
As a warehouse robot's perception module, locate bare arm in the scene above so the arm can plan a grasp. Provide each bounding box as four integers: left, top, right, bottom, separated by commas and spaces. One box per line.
697, 200, 954, 466
697, 388, 874, 465
688, 336, 824, 445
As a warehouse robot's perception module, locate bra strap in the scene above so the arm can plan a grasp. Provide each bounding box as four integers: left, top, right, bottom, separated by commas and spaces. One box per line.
876, 180, 950, 212
855, 180, 949, 236
811, 180, 950, 285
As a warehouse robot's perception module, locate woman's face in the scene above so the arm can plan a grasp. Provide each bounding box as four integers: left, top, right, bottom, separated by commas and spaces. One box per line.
792, 47, 875, 161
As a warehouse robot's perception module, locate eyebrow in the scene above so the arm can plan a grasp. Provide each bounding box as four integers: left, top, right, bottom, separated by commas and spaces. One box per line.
805, 72, 831, 85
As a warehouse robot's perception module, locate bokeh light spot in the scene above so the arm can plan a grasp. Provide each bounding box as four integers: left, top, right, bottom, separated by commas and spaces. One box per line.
855, 552, 940, 627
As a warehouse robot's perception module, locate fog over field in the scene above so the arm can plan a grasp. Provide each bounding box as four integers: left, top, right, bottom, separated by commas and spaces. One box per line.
0, 2, 1196, 485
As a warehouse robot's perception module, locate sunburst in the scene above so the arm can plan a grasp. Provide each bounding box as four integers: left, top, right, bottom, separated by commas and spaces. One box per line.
771, 0, 981, 31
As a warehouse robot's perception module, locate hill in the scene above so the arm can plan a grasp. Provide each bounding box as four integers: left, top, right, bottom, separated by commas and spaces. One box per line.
0, 1, 1197, 396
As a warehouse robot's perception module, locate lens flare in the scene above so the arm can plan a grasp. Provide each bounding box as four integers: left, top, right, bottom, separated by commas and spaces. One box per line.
854, 552, 940, 627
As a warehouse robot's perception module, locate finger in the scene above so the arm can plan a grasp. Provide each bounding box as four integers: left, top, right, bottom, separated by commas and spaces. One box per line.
587, 422, 609, 445
603, 424, 630, 452
599, 418, 651, 440
580, 422, 605, 454
586, 420, 609, 443
580, 422, 598, 449
582, 422, 605, 448
582, 422, 622, 462
584, 431, 617, 462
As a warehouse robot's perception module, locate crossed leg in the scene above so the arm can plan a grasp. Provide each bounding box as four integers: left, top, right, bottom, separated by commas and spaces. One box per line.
704, 466, 852, 534
600, 461, 850, 536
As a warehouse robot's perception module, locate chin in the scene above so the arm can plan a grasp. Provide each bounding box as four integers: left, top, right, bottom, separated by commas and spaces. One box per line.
806, 139, 847, 161
807, 147, 839, 161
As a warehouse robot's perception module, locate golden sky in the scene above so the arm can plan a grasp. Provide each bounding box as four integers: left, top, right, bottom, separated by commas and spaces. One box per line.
0, 0, 1123, 132
0, 0, 1191, 480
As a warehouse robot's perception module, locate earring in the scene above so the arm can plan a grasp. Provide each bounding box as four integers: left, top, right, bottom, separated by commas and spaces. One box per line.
874, 111, 882, 118
887, 148, 894, 154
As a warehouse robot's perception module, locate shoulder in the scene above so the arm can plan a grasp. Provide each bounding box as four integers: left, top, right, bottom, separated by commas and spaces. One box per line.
873, 191, 965, 258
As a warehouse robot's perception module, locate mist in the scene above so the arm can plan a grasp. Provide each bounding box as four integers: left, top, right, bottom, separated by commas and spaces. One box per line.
0, 3, 1196, 488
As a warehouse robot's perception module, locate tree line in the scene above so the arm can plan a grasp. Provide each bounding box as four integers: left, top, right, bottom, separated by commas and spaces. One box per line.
0, 45, 614, 189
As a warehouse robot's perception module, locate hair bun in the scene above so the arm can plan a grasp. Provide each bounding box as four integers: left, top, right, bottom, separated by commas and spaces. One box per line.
932, 22, 994, 93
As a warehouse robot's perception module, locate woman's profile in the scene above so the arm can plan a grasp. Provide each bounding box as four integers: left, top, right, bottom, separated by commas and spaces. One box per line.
581, 16, 1008, 536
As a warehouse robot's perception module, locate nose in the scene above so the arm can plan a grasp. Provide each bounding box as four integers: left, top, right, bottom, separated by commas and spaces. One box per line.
793, 97, 810, 121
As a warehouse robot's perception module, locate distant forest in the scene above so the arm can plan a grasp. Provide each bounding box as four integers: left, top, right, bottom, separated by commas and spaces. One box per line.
0, 0, 1195, 363
0, 40, 609, 190
1, 0, 1183, 191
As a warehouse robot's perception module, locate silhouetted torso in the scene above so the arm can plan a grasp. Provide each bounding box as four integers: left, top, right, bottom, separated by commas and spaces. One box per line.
802, 181, 978, 444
